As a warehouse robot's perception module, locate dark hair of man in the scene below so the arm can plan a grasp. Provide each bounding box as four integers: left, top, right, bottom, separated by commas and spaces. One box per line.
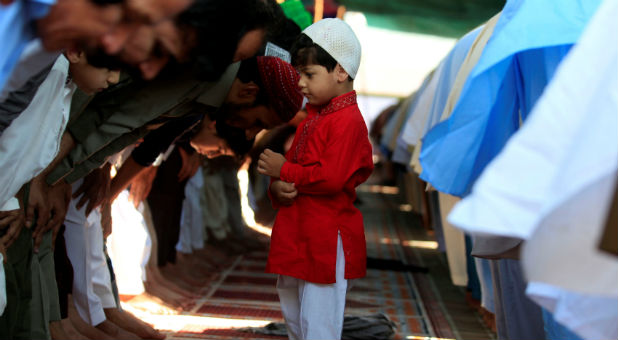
178, 0, 283, 81
236, 56, 269, 108
254, 0, 286, 41
90, 0, 123, 4
215, 119, 255, 157
290, 33, 353, 81
236, 57, 261, 86
258, 18, 301, 55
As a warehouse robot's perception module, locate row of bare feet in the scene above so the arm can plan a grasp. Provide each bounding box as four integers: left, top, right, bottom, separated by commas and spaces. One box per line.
49, 232, 269, 340
48, 295, 166, 340
141, 233, 270, 311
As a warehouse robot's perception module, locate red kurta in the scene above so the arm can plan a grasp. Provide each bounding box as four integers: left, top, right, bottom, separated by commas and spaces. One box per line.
265, 91, 374, 284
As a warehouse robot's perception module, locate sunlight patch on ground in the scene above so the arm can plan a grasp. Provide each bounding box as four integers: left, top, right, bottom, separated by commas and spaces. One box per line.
358, 185, 400, 195
136, 314, 269, 333
380, 237, 400, 244
406, 336, 455, 340
121, 299, 179, 317
122, 300, 270, 333
399, 204, 414, 212
246, 222, 272, 237
380, 237, 439, 250
238, 169, 272, 236
402, 240, 439, 250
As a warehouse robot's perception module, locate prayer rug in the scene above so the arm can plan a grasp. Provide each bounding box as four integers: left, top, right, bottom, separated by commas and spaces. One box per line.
121, 188, 494, 339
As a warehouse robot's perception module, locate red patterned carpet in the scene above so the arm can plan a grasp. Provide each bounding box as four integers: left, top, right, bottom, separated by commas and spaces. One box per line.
121, 187, 494, 340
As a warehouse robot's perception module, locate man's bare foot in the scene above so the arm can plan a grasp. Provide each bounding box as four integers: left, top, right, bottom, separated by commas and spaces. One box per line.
68, 296, 115, 340
192, 254, 227, 272
195, 244, 233, 267
143, 280, 195, 310
61, 318, 90, 340
176, 252, 216, 280
159, 264, 209, 292
50, 320, 71, 340
124, 293, 180, 315
146, 265, 200, 299
95, 319, 141, 339
181, 261, 219, 284
104, 308, 166, 339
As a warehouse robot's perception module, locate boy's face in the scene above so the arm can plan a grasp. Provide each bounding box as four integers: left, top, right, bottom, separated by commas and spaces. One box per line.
189, 118, 233, 158
297, 63, 340, 106
68, 52, 120, 95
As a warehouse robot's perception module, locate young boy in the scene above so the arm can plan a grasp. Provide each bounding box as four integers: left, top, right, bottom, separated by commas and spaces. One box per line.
257, 18, 374, 340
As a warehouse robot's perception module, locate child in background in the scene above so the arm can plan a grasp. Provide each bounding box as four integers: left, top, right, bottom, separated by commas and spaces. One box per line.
257, 18, 374, 340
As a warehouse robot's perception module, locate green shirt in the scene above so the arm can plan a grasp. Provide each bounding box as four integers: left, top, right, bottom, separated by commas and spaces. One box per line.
46, 62, 240, 185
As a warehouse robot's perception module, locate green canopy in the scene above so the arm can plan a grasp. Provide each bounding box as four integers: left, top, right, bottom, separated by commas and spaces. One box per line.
301, 0, 505, 38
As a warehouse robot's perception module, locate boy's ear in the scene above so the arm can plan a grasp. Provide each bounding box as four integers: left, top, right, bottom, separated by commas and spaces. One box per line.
64, 48, 84, 64
335, 64, 350, 83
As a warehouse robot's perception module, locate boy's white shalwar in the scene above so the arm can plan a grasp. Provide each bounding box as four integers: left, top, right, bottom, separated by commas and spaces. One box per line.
277, 234, 348, 340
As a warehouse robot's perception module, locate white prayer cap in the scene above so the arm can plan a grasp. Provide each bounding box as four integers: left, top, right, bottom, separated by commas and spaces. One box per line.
303, 18, 361, 79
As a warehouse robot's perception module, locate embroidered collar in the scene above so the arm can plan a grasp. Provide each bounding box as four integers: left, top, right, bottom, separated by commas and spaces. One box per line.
309, 91, 357, 116
292, 91, 357, 163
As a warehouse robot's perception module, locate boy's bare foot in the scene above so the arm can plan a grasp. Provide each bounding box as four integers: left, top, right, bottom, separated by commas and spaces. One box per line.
104, 308, 166, 339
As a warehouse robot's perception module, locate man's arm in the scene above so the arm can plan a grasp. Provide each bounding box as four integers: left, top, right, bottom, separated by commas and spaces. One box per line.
47, 66, 203, 185
26, 132, 75, 228
109, 156, 148, 201
108, 113, 203, 200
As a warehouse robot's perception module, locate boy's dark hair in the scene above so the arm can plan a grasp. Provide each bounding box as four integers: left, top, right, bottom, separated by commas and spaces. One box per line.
290, 33, 353, 81
179, 0, 284, 81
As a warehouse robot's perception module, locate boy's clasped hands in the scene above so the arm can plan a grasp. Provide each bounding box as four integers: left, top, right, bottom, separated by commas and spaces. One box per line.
258, 149, 297, 206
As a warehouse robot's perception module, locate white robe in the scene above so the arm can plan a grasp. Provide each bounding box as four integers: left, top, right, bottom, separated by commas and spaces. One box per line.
448, 0, 618, 338
0, 55, 74, 207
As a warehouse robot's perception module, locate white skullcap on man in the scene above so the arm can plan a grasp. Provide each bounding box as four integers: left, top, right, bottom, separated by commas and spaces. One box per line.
303, 18, 362, 79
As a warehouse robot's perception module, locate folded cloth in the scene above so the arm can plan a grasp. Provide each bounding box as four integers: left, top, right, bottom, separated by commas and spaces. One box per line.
239, 313, 398, 339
